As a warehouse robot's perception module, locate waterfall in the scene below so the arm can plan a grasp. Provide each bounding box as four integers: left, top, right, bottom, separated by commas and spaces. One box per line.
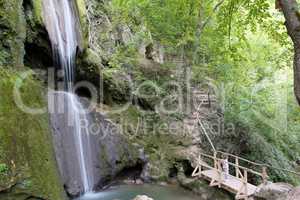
43, 0, 78, 90
43, 0, 93, 194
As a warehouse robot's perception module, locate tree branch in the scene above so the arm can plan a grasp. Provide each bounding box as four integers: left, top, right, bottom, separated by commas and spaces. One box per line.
192, 0, 225, 64
200, 0, 225, 32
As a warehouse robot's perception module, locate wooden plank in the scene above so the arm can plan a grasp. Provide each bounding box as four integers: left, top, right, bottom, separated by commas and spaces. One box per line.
201, 170, 257, 197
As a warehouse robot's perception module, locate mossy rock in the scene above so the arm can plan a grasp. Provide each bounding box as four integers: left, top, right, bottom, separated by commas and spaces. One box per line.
32, 0, 43, 25
0, 67, 65, 200
107, 104, 190, 182
0, 0, 26, 66
102, 68, 133, 104
77, 48, 103, 75
177, 170, 233, 200
75, 0, 89, 49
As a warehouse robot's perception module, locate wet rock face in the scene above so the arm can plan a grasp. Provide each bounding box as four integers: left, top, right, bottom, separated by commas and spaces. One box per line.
49, 92, 142, 197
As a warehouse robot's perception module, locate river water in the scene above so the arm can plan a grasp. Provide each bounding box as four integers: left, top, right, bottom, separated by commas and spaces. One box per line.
75, 184, 200, 200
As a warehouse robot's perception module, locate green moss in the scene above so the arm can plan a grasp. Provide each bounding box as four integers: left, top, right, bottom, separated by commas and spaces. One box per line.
32, 0, 43, 25
76, 0, 87, 25
79, 48, 103, 73
0, 0, 26, 66
102, 68, 133, 104
0, 67, 64, 200
76, 0, 89, 49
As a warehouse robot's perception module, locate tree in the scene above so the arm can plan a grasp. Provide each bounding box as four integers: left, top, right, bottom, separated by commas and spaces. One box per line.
278, 0, 300, 105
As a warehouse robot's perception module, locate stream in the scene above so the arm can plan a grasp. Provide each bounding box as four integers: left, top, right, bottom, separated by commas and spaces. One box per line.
75, 184, 200, 200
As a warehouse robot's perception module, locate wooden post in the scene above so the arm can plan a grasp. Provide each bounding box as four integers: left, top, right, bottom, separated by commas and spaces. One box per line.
218, 159, 222, 187
262, 166, 268, 184
199, 155, 202, 177
215, 152, 222, 187
208, 92, 211, 108
235, 157, 239, 178
192, 155, 202, 177
214, 152, 217, 169
244, 169, 248, 196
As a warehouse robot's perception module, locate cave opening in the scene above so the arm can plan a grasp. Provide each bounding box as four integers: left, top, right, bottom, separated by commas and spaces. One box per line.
24, 41, 53, 69
114, 161, 144, 181
181, 160, 194, 177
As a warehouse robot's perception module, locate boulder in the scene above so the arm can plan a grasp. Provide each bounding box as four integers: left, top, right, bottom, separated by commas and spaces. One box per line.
286, 187, 300, 200
255, 182, 294, 200
140, 162, 152, 182
133, 195, 154, 200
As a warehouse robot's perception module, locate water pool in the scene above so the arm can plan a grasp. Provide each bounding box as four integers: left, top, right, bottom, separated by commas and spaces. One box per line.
76, 184, 200, 200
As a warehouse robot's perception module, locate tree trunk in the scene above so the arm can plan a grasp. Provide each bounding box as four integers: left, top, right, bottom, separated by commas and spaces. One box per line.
294, 47, 300, 105
279, 0, 300, 105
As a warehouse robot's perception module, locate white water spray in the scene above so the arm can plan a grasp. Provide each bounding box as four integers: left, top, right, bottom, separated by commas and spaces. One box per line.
43, 0, 93, 193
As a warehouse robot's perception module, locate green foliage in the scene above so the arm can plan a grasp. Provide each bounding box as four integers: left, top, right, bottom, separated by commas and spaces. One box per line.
112, 0, 201, 46
0, 163, 8, 175
108, 0, 300, 184
196, 1, 300, 184
108, 45, 138, 69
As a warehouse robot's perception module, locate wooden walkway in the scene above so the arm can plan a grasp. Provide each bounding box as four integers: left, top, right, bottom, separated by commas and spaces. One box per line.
192, 151, 268, 200
201, 169, 257, 197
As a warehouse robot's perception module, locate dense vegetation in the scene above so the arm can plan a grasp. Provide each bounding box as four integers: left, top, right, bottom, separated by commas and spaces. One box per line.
1, 0, 300, 199
106, 0, 300, 183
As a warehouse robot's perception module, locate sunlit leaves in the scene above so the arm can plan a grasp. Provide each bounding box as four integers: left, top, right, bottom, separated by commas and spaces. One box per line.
112, 0, 201, 46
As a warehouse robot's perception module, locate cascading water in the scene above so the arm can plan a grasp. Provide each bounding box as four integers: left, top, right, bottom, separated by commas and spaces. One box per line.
43, 0, 93, 194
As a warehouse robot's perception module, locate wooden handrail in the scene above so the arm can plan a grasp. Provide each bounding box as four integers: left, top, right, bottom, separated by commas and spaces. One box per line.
216, 151, 300, 176
200, 152, 268, 179
216, 151, 266, 167
193, 151, 300, 199
198, 150, 300, 184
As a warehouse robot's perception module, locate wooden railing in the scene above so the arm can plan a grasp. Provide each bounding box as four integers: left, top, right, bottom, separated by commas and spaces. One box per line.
216, 151, 269, 184
216, 151, 300, 180
192, 150, 300, 199
192, 151, 267, 183
192, 151, 268, 199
